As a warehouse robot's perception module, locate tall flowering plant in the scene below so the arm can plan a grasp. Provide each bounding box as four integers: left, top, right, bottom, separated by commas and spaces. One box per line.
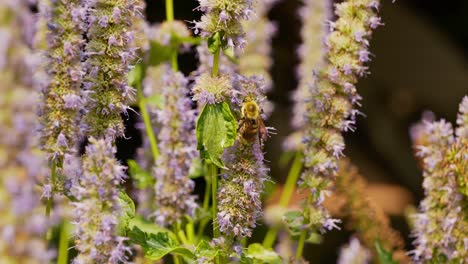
0, 0, 466, 263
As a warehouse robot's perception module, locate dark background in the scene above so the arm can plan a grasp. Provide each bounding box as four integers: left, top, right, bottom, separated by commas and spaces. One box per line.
116, 0, 468, 262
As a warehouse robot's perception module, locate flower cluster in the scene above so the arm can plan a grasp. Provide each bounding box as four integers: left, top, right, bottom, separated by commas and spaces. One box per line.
238, 0, 278, 90
218, 141, 269, 238
82, 0, 141, 138
217, 76, 270, 239
0, 1, 52, 262
148, 20, 191, 47
192, 72, 234, 105
410, 98, 468, 263
152, 66, 199, 226
290, 0, 331, 132
299, 0, 382, 234
337, 237, 371, 264
72, 137, 130, 264
194, 0, 254, 49
336, 160, 409, 262
38, 0, 85, 160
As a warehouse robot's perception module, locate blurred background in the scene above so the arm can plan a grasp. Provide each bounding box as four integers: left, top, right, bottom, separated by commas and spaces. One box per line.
115, 0, 468, 262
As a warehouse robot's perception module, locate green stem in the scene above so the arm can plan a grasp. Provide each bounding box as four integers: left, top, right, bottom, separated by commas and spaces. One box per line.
171, 51, 178, 71
173, 255, 181, 264
196, 180, 211, 240
165, 0, 178, 71
57, 222, 70, 264
165, 0, 174, 22
212, 48, 220, 76
175, 223, 189, 245
209, 164, 219, 238
295, 231, 306, 259
295, 194, 312, 259
262, 152, 303, 248
186, 219, 195, 244
137, 85, 159, 161
45, 161, 57, 218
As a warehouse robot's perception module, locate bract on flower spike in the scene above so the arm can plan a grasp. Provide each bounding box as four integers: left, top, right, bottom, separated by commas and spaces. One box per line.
82, 0, 142, 138
290, 0, 331, 132
336, 160, 409, 263
409, 100, 468, 262
217, 76, 271, 240
38, 0, 86, 161
0, 1, 53, 262
238, 0, 278, 91
194, 0, 254, 49
151, 65, 199, 226
337, 237, 371, 264
72, 137, 131, 264
299, 0, 382, 234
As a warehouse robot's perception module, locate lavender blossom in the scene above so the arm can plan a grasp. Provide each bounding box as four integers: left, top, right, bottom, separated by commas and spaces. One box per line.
0, 1, 53, 262
72, 137, 131, 264
82, 0, 142, 138
194, 0, 254, 49
238, 0, 278, 90
192, 72, 234, 105
337, 237, 371, 264
151, 66, 199, 226
410, 116, 467, 262
455, 96, 468, 140
38, 0, 85, 160
454, 96, 468, 197
148, 20, 191, 47
286, 0, 331, 151
299, 0, 381, 234
217, 141, 269, 238
217, 76, 270, 239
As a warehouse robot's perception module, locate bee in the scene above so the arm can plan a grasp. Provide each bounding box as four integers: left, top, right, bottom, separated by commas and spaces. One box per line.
238, 99, 268, 144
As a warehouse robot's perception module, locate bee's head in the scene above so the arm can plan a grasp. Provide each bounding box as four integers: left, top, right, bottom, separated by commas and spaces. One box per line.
242, 100, 260, 120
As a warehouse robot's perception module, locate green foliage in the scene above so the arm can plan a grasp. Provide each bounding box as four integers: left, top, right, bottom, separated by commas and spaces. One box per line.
194, 240, 221, 261
196, 102, 238, 168
127, 63, 145, 88
144, 94, 164, 109
148, 41, 174, 66
127, 159, 155, 189
242, 243, 282, 264
208, 32, 222, 54
374, 241, 399, 264
189, 157, 205, 179
283, 211, 304, 237
128, 220, 194, 260
116, 189, 136, 236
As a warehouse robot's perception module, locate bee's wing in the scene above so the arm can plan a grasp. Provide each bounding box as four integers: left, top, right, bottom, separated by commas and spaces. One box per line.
257, 117, 268, 142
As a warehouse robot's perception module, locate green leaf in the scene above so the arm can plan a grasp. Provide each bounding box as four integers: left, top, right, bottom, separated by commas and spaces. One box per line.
148, 41, 174, 66
193, 207, 212, 223
195, 240, 220, 260
223, 46, 237, 63
128, 217, 177, 240
196, 102, 237, 168
117, 189, 136, 236
127, 160, 154, 189
128, 63, 145, 87
189, 157, 204, 179
283, 211, 304, 237
207, 32, 222, 54
245, 243, 282, 264
176, 36, 202, 45
375, 241, 399, 264
306, 233, 322, 244
128, 225, 194, 260
144, 94, 164, 109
